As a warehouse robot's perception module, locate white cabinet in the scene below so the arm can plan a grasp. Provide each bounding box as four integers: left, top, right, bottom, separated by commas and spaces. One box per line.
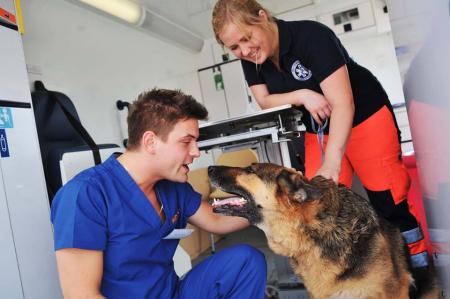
0, 1, 62, 298
198, 59, 259, 122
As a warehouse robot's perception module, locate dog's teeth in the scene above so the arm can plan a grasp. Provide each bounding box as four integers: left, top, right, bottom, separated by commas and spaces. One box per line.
236, 197, 245, 203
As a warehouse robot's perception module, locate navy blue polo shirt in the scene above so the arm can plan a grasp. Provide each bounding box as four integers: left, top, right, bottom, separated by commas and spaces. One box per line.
51, 155, 202, 298
242, 19, 392, 133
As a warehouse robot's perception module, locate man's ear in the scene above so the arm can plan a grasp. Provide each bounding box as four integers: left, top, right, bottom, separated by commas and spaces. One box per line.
142, 131, 157, 154
276, 170, 324, 203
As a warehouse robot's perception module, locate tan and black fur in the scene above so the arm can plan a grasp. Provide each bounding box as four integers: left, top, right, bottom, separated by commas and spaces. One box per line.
208, 163, 414, 299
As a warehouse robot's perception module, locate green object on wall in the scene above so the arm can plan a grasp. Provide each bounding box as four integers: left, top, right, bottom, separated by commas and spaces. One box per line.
214, 71, 224, 91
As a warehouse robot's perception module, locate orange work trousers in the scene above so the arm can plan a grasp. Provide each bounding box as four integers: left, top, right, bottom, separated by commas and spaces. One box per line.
305, 105, 428, 267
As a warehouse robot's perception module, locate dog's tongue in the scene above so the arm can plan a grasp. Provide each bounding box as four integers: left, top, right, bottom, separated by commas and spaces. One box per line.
212, 197, 247, 207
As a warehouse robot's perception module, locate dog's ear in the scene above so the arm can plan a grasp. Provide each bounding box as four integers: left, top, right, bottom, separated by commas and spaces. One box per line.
277, 170, 325, 202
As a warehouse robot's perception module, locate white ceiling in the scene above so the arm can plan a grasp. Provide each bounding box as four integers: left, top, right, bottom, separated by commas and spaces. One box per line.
141, 0, 315, 39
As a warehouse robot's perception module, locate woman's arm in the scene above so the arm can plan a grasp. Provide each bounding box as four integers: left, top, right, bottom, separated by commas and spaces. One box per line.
317, 65, 355, 183
249, 65, 354, 183
250, 84, 332, 125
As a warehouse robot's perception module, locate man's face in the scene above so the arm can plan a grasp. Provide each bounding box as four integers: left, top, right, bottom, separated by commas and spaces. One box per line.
154, 118, 200, 183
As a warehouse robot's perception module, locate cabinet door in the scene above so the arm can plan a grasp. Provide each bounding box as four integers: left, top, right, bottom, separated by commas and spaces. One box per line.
221, 61, 251, 118
0, 25, 31, 102
0, 6, 62, 297
198, 68, 229, 122
0, 169, 23, 299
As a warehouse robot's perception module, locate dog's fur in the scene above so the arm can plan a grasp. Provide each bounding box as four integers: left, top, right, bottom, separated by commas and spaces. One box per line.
209, 163, 414, 299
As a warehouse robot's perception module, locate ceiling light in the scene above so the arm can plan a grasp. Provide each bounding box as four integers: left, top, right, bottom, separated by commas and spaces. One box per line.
140, 9, 204, 52
79, 0, 144, 25
71, 0, 204, 52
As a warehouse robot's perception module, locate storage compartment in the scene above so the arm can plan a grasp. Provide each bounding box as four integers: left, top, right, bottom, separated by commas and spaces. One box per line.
198, 59, 260, 122
318, 1, 375, 35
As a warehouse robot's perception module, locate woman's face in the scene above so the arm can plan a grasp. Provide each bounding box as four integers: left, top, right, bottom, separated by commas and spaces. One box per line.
219, 20, 276, 65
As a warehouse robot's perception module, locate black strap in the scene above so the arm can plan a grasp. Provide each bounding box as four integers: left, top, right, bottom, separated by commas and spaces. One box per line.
35, 81, 102, 165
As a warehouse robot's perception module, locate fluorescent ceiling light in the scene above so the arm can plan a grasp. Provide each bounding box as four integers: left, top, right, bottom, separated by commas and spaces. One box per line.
79, 0, 144, 25
141, 9, 204, 52
72, 0, 204, 52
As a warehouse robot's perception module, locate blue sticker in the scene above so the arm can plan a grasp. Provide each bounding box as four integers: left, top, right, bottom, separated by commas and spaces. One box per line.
0, 107, 14, 128
0, 129, 9, 158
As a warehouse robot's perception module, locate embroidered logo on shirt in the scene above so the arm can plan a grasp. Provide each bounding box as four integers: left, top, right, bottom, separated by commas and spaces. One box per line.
172, 209, 180, 224
291, 60, 312, 81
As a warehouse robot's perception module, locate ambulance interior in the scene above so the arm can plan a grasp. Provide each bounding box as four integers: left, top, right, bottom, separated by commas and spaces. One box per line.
0, 0, 449, 298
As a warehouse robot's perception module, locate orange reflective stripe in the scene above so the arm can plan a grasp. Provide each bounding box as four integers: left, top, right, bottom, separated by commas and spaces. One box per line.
407, 238, 429, 255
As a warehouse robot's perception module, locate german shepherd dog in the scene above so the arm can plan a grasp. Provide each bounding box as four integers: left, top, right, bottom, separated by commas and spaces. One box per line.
208, 163, 414, 299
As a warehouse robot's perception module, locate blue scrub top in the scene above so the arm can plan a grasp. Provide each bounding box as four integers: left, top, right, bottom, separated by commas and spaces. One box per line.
51, 155, 202, 298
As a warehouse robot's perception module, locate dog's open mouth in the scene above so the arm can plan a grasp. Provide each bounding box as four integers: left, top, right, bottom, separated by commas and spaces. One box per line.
212, 196, 248, 208
210, 192, 261, 223
208, 168, 262, 223
211, 192, 251, 216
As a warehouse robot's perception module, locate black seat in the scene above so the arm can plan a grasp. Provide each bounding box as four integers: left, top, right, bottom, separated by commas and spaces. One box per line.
31, 81, 120, 203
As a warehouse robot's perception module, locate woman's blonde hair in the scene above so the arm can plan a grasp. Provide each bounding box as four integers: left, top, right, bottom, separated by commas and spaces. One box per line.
212, 0, 274, 45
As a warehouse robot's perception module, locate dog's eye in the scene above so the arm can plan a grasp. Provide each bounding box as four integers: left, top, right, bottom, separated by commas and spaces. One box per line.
245, 167, 255, 174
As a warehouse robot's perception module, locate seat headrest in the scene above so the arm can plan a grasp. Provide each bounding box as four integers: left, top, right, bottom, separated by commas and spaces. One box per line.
187, 168, 210, 200
34, 80, 47, 91
216, 149, 259, 167
31, 88, 84, 143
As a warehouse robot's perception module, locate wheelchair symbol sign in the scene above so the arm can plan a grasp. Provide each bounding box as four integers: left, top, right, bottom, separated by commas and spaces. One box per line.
0, 129, 9, 158
0, 107, 13, 128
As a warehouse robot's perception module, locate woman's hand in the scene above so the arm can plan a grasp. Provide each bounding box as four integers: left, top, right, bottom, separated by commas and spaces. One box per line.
296, 89, 332, 126
316, 160, 340, 184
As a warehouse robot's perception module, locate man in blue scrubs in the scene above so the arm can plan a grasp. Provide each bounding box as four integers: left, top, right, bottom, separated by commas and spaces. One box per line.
51, 88, 267, 298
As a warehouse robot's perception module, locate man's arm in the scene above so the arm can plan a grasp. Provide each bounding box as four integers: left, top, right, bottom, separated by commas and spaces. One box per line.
55, 248, 105, 299
188, 201, 249, 234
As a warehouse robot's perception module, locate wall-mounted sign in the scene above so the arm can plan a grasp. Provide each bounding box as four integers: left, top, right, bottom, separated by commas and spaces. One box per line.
0, 129, 10, 157
0, 107, 13, 128
0, 6, 16, 25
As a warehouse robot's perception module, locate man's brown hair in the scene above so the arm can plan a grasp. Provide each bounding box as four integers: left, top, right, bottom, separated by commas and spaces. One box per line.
126, 88, 208, 149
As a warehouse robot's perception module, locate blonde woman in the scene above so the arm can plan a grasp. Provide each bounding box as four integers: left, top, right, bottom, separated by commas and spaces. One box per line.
212, 0, 430, 293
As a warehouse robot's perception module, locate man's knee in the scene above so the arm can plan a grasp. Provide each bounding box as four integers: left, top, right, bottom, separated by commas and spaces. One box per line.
226, 244, 266, 272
